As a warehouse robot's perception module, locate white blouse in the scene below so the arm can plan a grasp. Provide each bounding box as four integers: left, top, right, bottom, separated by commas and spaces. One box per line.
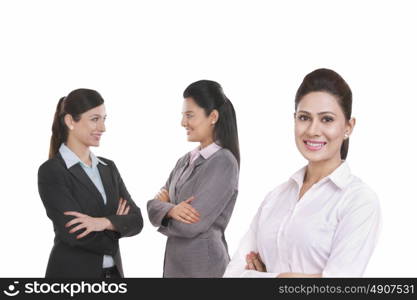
224, 162, 381, 277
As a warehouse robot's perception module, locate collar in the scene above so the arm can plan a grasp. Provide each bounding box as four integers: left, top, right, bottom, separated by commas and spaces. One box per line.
327, 161, 352, 189
190, 142, 222, 164
290, 165, 307, 189
59, 143, 107, 169
290, 161, 352, 190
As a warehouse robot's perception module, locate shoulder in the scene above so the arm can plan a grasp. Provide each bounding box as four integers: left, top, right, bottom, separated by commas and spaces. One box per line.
207, 148, 238, 170
345, 176, 378, 203
262, 179, 293, 208
38, 156, 65, 177
339, 176, 380, 215
167, 152, 189, 172
38, 156, 71, 185
177, 152, 190, 165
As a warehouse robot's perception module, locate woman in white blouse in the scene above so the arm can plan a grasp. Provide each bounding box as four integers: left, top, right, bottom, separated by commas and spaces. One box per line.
224, 68, 381, 278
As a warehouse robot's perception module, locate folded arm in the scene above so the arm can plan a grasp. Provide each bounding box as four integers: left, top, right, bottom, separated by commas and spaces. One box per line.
38, 163, 118, 256
158, 155, 238, 239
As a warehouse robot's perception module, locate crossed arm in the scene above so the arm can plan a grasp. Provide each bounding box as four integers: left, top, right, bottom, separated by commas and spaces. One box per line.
245, 251, 321, 278
154, 188, 200, 224
148, 156, 238, 239
64, 198, 131, 239
38, 161, 143, 255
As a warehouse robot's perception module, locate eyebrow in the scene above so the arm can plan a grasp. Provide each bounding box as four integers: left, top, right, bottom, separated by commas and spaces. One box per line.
182, 111, 194, 114
297, 110, 336, 116
89, 114, 107, 118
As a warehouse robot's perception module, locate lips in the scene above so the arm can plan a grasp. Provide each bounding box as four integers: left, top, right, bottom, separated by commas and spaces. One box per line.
303, 140, 326, 151
92, 134, 102, 140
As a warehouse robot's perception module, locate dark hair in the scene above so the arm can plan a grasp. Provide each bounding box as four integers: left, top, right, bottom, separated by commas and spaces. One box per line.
183, 80, 240, 167
295, 68, 352, 160
49, 88, 104, 158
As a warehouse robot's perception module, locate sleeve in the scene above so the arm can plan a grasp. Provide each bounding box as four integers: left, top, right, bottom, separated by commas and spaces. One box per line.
223, 193, 279, 278
38, 162, 118, 256
105, 161, 144, 238
157, 154, 239, 239
146, 158, 180, 227
322, 187, 382, 277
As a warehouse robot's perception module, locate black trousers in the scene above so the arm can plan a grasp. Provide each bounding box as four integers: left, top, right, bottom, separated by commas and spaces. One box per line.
101, 266, 121, 279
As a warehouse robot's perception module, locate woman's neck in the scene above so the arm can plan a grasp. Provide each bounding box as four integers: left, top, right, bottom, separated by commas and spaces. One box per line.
199, 137, 214, 149
304, 156, 343, 185
66, 138, 91, 166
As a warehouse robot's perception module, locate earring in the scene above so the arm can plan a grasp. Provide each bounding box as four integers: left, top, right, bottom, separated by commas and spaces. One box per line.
344, 133, 349, 139
69, 126, 74, 130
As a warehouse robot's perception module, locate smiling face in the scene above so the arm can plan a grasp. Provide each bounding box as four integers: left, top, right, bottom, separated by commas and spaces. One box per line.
181, 97, 217, 148
294, 91, 355, 164
65, 104, 107, 148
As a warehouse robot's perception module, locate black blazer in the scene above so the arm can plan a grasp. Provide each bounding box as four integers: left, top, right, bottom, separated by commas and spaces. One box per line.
38, 153, 143, 278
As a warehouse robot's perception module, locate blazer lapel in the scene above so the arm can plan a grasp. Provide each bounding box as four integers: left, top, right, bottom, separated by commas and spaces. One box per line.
175, 156, 206, 195
68, 164, 105, 208
97, 163, 114, 207
193, 156, 205, 168
171, 156, 190, 204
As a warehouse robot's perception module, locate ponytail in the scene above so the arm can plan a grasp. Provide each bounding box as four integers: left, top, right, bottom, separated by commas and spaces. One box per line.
48, 97, 67, 158
214, 97, 240, 167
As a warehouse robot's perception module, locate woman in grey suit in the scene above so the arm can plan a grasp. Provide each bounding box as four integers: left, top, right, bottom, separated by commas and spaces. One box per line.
147, 80, 240, 278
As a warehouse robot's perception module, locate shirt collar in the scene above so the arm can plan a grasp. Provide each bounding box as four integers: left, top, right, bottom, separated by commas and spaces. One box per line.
59, 143, 107, 169
327, 161, 352, 189
290, 161, 352, 190
290, 165, 307, 189
199, 142, 222, 159
189, 142, 222, 164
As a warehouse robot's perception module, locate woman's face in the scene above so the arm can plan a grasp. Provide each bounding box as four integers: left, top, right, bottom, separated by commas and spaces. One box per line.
294, 91, 354, 164
181, 97, 216, 146
67, 104, 107, 148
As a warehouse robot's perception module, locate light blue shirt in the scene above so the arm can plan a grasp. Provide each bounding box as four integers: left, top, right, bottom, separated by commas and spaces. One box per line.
59, 143, 115, 268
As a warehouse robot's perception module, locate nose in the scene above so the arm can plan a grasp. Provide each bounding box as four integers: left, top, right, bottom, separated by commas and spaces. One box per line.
181, 115, 187, 127
98, 119, 106, 132
306, 118, 321, 137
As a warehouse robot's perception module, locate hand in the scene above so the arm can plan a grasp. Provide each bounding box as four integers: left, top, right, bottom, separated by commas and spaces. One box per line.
167, 196, 200, 224
64, 211, 111, 239
155, 189, 170, 203
245, 251, 266, 272
116, 198, 130, 215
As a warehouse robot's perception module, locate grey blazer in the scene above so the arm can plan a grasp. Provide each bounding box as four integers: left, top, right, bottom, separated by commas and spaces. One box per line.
147, 148, 239, 278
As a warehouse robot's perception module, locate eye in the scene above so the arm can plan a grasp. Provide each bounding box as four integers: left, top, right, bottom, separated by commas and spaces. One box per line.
297, 114, 310, 121
322, 116, 334, 123
186, 113, 193, 119
91, 117, 99, 122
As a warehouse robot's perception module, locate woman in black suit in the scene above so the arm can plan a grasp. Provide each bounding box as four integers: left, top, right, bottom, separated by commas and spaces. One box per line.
38, 88, 143, 278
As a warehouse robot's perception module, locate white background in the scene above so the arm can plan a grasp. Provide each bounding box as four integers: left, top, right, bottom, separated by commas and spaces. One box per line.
0, 0, 416, 277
